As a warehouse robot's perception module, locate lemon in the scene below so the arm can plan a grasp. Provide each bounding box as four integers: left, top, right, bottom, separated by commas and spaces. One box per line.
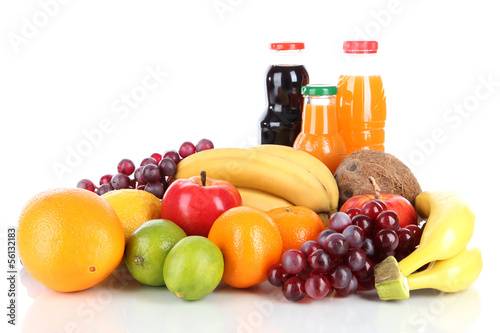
102, 189, 162, 240
125, 219, 187, 286
163, 236, 224, 301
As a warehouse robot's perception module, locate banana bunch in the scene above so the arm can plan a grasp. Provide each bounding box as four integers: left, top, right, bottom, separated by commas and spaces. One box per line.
375, 191, 482, 300
171, 144, 339, 223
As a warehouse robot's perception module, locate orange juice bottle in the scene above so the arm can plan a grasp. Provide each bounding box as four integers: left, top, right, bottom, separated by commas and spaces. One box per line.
293, 85, 346, 175
337, 41, 386, 155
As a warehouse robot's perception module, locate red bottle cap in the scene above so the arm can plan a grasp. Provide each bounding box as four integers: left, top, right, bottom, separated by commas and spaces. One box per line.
343, 41, 378, 54
270, 42, 305, 51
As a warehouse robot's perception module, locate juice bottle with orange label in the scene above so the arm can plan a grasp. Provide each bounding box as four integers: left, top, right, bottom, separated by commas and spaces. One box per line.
336, 41, 386, 155
293, 85, 346, 175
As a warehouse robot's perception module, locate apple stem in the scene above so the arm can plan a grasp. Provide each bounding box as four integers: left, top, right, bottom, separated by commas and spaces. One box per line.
201, 170, 206, 186
368, 176, 381, 200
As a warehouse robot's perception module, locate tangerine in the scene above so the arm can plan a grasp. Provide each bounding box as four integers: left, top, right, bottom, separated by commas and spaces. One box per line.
17, 188, 125, 292
208, 206, 282, 288
267, 206, 326, 253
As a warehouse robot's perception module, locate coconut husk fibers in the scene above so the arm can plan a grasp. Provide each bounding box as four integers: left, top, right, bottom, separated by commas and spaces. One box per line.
334, 150, 422, 207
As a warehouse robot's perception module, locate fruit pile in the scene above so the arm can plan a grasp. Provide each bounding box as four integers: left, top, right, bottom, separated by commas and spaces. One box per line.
76, 139, 214, 198
16, 142, 482, 304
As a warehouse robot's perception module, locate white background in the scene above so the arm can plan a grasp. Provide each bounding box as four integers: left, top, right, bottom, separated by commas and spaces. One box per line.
1, 0, 499, 332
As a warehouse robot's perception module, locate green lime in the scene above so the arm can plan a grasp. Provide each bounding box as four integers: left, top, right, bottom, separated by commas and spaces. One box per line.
163, 236, 224, 301
125, 219, 187, 286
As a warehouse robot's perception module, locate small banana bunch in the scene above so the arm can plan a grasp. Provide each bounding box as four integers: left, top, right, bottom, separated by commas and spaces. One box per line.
375, 191, 482, 300
171, 144, 339, 223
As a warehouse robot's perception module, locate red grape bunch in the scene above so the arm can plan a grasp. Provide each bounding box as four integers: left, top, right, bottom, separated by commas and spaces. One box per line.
268, 199, 423, 302
76, 139, 214, 199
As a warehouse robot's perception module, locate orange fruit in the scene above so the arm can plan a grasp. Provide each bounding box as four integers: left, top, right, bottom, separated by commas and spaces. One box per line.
17, 188, 125, 292
267, 206, 326, 253
101, 189, 162, 241
208, 206, 282, 288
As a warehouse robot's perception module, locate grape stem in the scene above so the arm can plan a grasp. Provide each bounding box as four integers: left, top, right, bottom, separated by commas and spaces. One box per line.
201, 170, 207, 186
368, 176, 381, 200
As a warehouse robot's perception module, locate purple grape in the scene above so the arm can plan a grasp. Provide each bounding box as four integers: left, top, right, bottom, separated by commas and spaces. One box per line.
77, 179, 95, 192
159, 158, 177, 177
361, 238, 376, 258
396, 228, 416, 252
336, 275, 358, 297
308, 249, 332, 273
345, 207, 361, 220
352, 214, 374, 237
134, 166, 147, 185
300, 240, 322, 257
360, 200, 385, 220
375, 210, 400, 231
97, 183, 113, 195
281, 250, 306, 275
179, 142, 196, 159
317, 229, 336, 247
342, 225, 365, 248
163, 150, 181, 164
353, 258, 374, 282
140, 157, 158, 167
305, 274, 331, 299
282, 276, 306, 302
196, 138, 214, 152
268, 264, 287, 287
144, 182, 164, 199
328, 265, 352, 290
111, 173, 130, 190
344, 248, 367, 272
150, 153, 162, 163
374, 229, 399, 252
142, 164, 161, 183
99, 174, 112, 185
117, 158, 135, 176
323, 233, 349, 257
328, 212, 352, 232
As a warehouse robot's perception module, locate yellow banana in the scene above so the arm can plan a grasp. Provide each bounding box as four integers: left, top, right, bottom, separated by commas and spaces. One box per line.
173, 148, 331, 214
250, 144, 339, 214
375, 191, 476, 300
236, 186, 292, 212
406, 246, 482, 293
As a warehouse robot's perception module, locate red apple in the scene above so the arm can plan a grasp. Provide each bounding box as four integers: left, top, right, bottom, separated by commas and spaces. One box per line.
161, 171, 242, 237
340, 193, 417, 228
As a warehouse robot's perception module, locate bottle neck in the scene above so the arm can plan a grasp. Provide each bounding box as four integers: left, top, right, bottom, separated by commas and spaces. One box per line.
342, 53, 380, 76
301, 95, 339, 135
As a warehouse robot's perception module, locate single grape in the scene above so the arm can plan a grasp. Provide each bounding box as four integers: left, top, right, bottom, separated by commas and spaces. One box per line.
305, 274, 331, 299
159, 158, 177, 177
77, 179, 95, 192
406, 224, 422, 245
111, 173, 130, 190
140, 157, 158, 167
374, 229, 399, 252
345, 207, 361, 220
360, 200, 385, 220
353, 258, 374, 282
328, 265, 352, 290
352, 214, 374, 237
196, 138, 214, 152
144, 182, 164, 199
117, 158, 135, 176
323, 233, 349, 257
134, 166, 147, 185
163, 150, 181, 164
308, 249, 332, 273
396, 228, 416, 252
268, 264, 286, 287
328, 212, 352, 232
317, 229, 336, 247
300, 240, 322, 257
150, 153, 162, 163
375, 210, 400, 231
96, 183, 113, 195
142, 164, 161, 183
282, 276, 306, 302
99, 174, 113, 185
344, 248, 367, 272
281, 250, 306, 275
361, 238, 376, 258
336, 275, 358, 297
342, 225, 365, 248
179, 142, 196, 158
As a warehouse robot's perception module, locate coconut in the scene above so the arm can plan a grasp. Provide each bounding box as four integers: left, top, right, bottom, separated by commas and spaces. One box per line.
334, 150, 422, 207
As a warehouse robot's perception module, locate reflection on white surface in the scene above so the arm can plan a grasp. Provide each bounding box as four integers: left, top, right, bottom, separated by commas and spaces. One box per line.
19, 265, 482, 333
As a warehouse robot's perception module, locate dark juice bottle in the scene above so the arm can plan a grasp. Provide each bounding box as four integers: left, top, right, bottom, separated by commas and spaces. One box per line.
260, 42, 309, 146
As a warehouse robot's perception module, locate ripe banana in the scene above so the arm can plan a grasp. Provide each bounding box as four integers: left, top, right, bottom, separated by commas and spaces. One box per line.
236, 187, 292, 212
375, 191, 476, 300
173, 148, 332, 214
250, 144, 339, 214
